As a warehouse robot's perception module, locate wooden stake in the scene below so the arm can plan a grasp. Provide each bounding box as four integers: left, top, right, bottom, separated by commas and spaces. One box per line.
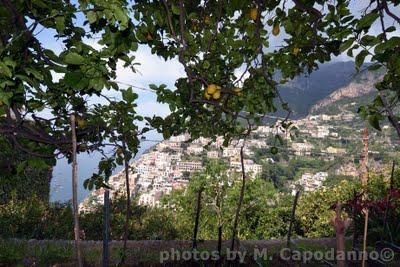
121, 139, 132, 264
331, 203, 351, 267
230, 146, 246, 251
193, 188, 203, 250
287, 190, 301, 249
71, 114, 83, 267
360, 127, 369, 267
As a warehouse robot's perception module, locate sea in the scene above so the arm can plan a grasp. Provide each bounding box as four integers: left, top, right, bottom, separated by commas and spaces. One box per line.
50, 131, 162, 203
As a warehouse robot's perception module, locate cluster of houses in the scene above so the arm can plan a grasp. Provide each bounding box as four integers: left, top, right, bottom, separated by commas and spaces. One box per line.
80, 133, 266, 210
79, 111, 358, 211
290, 172, 329, 195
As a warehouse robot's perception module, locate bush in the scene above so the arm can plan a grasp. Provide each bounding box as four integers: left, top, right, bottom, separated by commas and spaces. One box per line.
0, 195, 179, 241
0, 196, 73, 239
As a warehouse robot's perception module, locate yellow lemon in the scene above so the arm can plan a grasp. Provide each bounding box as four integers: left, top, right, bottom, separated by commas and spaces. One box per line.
233, 87, 243, 96
233, 87, 241, 93
250, 8, 258, 21
204, 91, 212, 100
204, 15, 211, 24
272, 24, 280, 36
212, 90, 221, 100
293, 47, 300, 55
76, 118, 87, 128
206, 84, 218, 95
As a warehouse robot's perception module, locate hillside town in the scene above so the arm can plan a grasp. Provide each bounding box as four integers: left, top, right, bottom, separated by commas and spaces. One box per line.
79, 107, 396, 212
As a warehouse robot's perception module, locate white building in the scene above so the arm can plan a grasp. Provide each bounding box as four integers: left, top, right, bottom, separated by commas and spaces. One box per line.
291, 172, 328, 195
292, 142, 314, 156
187, 145, 204, 155
222, 147, 241, 158
176, 161, 203, 172
207, 150, 219, 158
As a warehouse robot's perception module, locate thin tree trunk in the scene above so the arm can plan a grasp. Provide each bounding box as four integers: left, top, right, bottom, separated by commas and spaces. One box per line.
103, 187, 110, 267
352, 189, 359, 250
216, 196, 223, 257
217, 225, 223, 254
331, 203, 350, 267
71, 114, 83, 267
193, 188, 203, 250
379, 92, 400, 139
230, 146, 246, 251
121, 139, 131, 264
376, 3, 400, 140
362, 210, 369, 267
360, 127, 369, 267
287, 190, 301, 249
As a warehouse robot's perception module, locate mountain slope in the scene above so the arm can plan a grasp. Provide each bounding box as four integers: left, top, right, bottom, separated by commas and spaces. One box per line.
278, 61, 358, 118
310, 70, 381, 114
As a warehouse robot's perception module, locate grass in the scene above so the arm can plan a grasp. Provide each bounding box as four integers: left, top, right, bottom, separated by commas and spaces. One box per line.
0, 238, 399, 266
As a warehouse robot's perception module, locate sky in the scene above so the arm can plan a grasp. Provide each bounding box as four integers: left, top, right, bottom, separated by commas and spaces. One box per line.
34, 1, 399, 202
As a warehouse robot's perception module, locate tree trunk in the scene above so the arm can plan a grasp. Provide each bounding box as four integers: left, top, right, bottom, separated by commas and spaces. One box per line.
217, 225, 223, 255
216, 196, 223, 257
287, 190, 301, 248
230, 146, 246, 251
121, 139, 131, 264
71, 114, 83, 267
360, 127, 369, 267
102, 187, 110, 267
352, 189, 359, 250
193, 188, 203, 250
331, 203, 351, 267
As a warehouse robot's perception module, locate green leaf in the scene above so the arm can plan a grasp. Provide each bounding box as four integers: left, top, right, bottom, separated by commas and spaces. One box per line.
64, 52, 85, 65
64, 71, 83, 86
87, 11, 97, 24
384, 37, 400, 50
0, 91, 13, 105
55, 16, 65, 32
0, 62, 12, 77
386, 26, 396, 32
83, 178, 90, 189
360, 35, 377, 46
114, 8, 128, 26
368, 114, 381, 131
16, 161, 28, 174
339, 37, 355, 52
357, 106, 368, 119
27, 158, 49, 170
43, 49, 60, 62
26, 68, 44, 81
122, 87, 137, 103
355, 50, 368, 70
32, 0, 47, 8
171, 4, 180, 15
357, 12, 379, 30
149, 84, 158, 90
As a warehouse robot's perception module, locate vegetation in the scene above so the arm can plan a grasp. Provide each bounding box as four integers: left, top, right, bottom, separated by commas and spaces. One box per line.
1, 167, 400, 265
1, 0, 400, 265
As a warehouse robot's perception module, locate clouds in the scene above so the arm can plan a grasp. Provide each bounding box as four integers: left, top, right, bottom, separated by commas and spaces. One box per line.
113, 46, 184, 117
